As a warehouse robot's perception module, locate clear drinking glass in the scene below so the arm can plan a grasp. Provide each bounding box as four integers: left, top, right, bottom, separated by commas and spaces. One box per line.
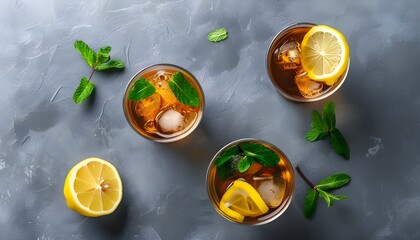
206, 138, 295, 225
123, 64, 204, 143
266, 22, 350, 102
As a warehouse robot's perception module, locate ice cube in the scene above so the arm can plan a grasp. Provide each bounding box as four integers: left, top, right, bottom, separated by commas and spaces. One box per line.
152, 71, 178, 106
157, 109, 184, 133
134, 93, 162, 121
294, 72, 324, 98
154, 103, 197, 137
253, 174, 285, 208
274, 39, 302, 70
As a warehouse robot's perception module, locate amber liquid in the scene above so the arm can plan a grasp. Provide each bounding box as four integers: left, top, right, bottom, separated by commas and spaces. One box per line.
267, 25, 347, 100
207, 141, 295, 224
124, 66, 203, 141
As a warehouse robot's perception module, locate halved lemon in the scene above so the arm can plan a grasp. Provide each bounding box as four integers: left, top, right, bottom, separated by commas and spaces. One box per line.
63, 157, 123, 217
219, 180, 269, 222
301, 25, 350, 85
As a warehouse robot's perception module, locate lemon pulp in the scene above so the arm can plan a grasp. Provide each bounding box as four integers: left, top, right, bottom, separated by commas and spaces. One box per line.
63, 157, 123, 217
301, 25, 350, 85
219, 180, 269, 222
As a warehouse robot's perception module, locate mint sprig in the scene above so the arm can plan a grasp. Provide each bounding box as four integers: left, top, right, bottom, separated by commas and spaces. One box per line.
305, 101, 350, 159
207, 28, 228, 43
73, 40, 125, 104
296, 166, 351, 218
215, 143, 280, 179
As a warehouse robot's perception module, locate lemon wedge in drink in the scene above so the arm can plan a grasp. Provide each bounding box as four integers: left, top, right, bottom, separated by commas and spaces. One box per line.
63, 157, 123, 217
219, 180, 269, 222
301, 25, 349, 85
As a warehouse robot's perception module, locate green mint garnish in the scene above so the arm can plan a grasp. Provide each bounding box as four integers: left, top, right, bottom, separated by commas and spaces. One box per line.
238, 156, 254, 173
169, 72, 201, 107
96, 59, 125, 71
73, 77, 94, 104
215, 143, 280, 179
215, 146, 240, 167
316, 173, 352, 191
296, 166, 351, 219
239, 143, 280, 166
207, 28, 228, 43
128, 78, 156, 101
74, 40, 97, 67
217, 161, 236, 181
317, 189, 347, 207
73, 40, 125, 104
304, 189, 318, 219
305, 101, 350, 159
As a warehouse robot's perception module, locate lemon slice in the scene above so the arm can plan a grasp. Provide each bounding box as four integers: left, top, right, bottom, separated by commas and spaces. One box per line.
219, 180, 269, 222
301, 25, 349, 85
63, 157, 123, 217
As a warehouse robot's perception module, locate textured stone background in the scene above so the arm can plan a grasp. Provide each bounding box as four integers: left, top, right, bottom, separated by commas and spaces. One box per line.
1, 0, 420, 239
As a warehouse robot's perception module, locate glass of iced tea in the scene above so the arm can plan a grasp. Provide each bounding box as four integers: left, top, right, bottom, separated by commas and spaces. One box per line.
266, 22, 350, 102
123, 64, 204, 143
206, 139, 295, 225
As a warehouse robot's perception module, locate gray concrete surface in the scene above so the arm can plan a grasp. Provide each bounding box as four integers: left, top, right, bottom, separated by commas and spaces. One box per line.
1, 0, 420, 239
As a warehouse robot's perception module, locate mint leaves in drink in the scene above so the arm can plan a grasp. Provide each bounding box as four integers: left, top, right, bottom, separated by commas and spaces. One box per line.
207, 28, 228, 42
296, 166, 351, 218
169, 72, 201, 107
73, 40, 124, 104
240, 143, 280, 167
215, 143, 280, 180
128, 78, 156, 101
128, 71, 201, 107
306, 101, 350, 159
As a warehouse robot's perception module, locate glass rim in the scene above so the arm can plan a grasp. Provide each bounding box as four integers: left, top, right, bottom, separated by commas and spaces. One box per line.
122, 63, 205, 143
266, 22, 350, 103
205, 138, 295, 225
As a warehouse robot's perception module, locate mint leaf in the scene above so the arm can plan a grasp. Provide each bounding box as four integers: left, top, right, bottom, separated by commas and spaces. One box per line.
330, 129, 350, 159
311, 110, 328, 132
323, 101, 336, 130
207, 28, 228, 42
217, 161, 236, 180
73, 77, 95, 104
169, 72, 201, 107
215, 146, 239, 167
96, 59, 125, 71
128, 78, 156, 101
97, 46, 111, 64
74, 40, 97, 67
238, 156, 253, 173
305, 128, 328, 142
304, 189, 318, 218
306, 110, 328, 142
239, 143, 280, 166
317, 173, 351, 191
318, 189, 346, 207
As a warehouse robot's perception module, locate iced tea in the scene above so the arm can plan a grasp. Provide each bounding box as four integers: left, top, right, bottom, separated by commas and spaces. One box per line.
266, 23, 350, 102
206, 139, 295, 224
123, 64, 204, 142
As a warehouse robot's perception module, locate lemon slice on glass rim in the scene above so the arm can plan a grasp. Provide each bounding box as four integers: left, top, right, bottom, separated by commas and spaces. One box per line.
63, 157, 123, 217
301, 25, 350, 85
219, 180, 269, 222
